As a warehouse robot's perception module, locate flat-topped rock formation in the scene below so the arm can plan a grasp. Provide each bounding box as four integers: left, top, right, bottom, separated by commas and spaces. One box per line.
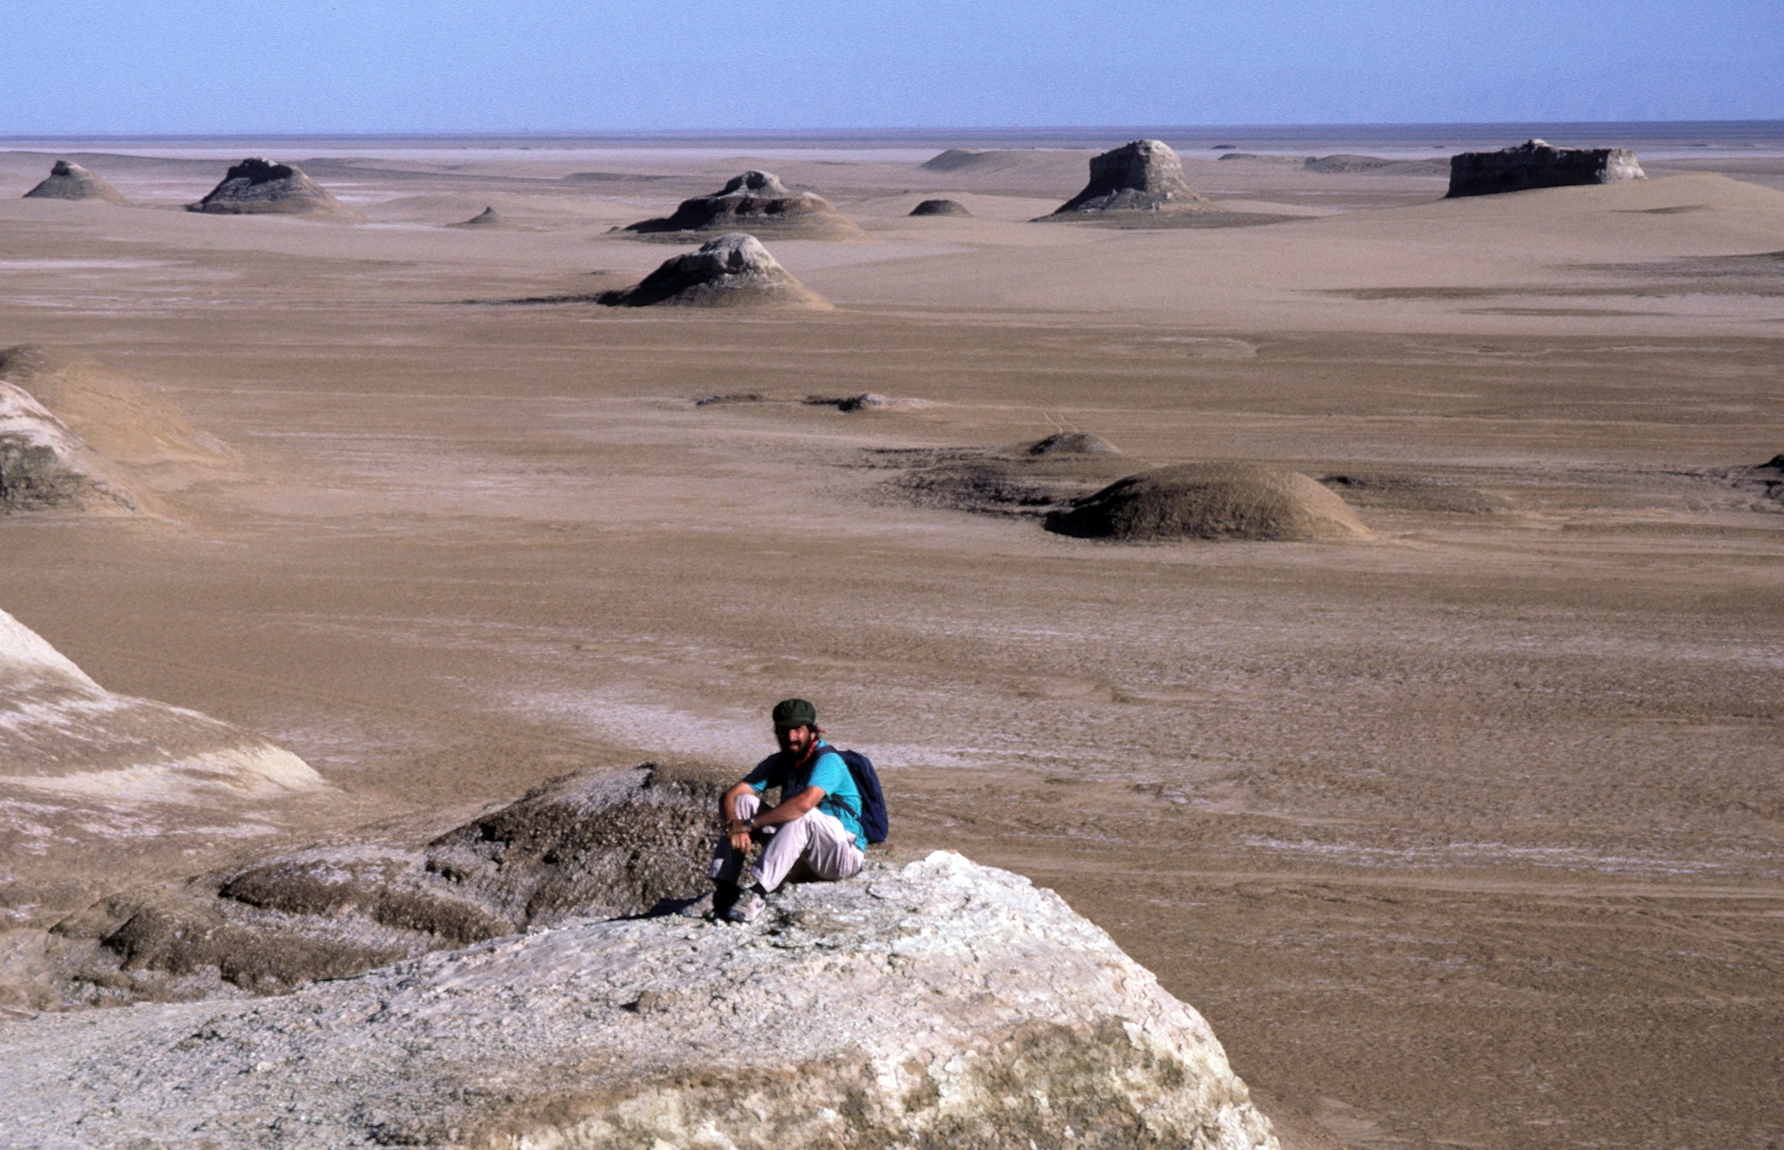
22, 159, 127, 204
187, 157, 365, 219
0, 344, 231, 466
1047, 463, 1373, 541
622, 170, 864, 239
1, 850, 1279, 1150
0, 381, 138, 514
1447, 139, 1646, 198
598, 233, 830, 309
910, 197, 971, 217
1049, 138, 1217, 215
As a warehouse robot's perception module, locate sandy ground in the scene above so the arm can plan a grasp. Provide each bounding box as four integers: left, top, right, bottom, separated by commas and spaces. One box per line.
0, 130, 1780, 1149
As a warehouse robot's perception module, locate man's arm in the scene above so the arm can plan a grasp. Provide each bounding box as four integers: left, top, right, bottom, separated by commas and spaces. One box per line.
746, 785, 824, 831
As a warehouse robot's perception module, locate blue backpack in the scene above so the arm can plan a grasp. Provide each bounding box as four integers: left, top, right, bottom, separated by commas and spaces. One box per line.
832, 748, 890, 845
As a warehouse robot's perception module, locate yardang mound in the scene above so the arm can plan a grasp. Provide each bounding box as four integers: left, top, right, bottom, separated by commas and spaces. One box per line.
1448, 139, 1646, 198
1049, 139, 1218, 215
598, 233, 830, 309
0, 344, 231, 466
622, 170, 864, 239
910, 197, 971, 217
449, 205, 516, 228
1030, 431, 1120, 456
1047, 462, 1373, 541
0, 382, 138, 514
22, 159, 127, 204
0, 852, 1279, 1150
187, 157, 365, 219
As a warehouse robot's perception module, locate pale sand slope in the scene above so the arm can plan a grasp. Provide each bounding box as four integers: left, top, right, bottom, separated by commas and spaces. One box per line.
0, 138, 1777, 1150
0, 605, 336, 971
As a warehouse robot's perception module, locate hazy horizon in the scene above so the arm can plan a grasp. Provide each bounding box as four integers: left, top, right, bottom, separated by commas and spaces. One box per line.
3, 1, 1778, 134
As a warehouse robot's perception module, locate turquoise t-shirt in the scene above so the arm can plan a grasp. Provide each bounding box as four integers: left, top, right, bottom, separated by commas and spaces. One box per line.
745, 742, 865, 850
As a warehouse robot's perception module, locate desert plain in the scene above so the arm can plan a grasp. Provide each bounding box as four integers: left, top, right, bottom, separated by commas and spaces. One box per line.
0, 124, 1781, 1149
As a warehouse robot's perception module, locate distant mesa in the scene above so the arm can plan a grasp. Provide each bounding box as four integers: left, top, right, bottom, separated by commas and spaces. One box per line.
1447, 139, 1645, 198
23, 159, 127, 204
0, 381, 139, 515
1048, 139, 1219, 216
186, 157, 365, 219
910, 198, 970, 217
597, 233, 830, 309
1029, 431, 1119, 456
622, 170, 864, 239
1046, 462, 1373, 542
0, 344, 231, 467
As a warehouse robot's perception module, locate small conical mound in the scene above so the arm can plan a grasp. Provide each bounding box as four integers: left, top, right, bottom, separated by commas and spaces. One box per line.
450, 206, 506, 228
187, 157, 364, 220
1046, 463, 1371, 541
598, 233, 829, 309
910, 199, 971, 217
623, 171, 864, 239
1029, 432, 1119, 456
22, 160, 127, 204
1050, 139, 1216, 215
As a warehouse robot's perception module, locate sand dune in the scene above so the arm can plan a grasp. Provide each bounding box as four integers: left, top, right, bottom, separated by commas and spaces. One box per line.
0, 382, 138, 514
0, 344, 230, 467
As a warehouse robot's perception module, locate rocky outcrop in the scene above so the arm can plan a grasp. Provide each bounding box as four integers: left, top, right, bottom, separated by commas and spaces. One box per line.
1447, 139, 1645, 198
0, 381, 138, 514
623, 170, 864, 239
1050, 139, 1217, 215
187, 157, 365, 219
598, 233, 830, 309
1046, 463, 1373, 541
22, 159, 127, 204
1, 851, 1280, 1150
911, 198, 971, 217
20, 763, 725, 1006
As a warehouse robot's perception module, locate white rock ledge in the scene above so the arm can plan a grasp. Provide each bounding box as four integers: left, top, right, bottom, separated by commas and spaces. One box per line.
1, 851, 1278, 1150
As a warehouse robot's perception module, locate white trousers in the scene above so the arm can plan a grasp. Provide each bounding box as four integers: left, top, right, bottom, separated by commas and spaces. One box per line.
709, 791, 864, 893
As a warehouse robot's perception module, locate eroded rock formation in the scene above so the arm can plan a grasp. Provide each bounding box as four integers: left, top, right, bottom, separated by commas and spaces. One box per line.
1447, 139, 1646, 198
1050, 139, 1217, 215
598, 233, 830, 308
910, 198, 971, 217
187, 157, 365, 219
0, 606, 325, 968
22, 763, 723, 1007
22, 159, 127, 204
1046, 463, 1373, 541
623, 170, 864, 239
2, 852, 1280, 1150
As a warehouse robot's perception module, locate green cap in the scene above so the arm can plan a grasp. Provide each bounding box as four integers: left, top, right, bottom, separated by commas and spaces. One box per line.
771, 698, 818, 729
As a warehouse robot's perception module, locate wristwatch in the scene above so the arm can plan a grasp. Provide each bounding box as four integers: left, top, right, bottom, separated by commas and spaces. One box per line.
746, 816, 757, 831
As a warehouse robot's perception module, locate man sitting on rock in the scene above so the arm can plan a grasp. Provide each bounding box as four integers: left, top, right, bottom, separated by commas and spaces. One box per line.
704, 698, 865, 922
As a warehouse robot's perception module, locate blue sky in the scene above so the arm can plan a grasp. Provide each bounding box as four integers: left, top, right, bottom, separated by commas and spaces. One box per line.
2, 1, 1778, 133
